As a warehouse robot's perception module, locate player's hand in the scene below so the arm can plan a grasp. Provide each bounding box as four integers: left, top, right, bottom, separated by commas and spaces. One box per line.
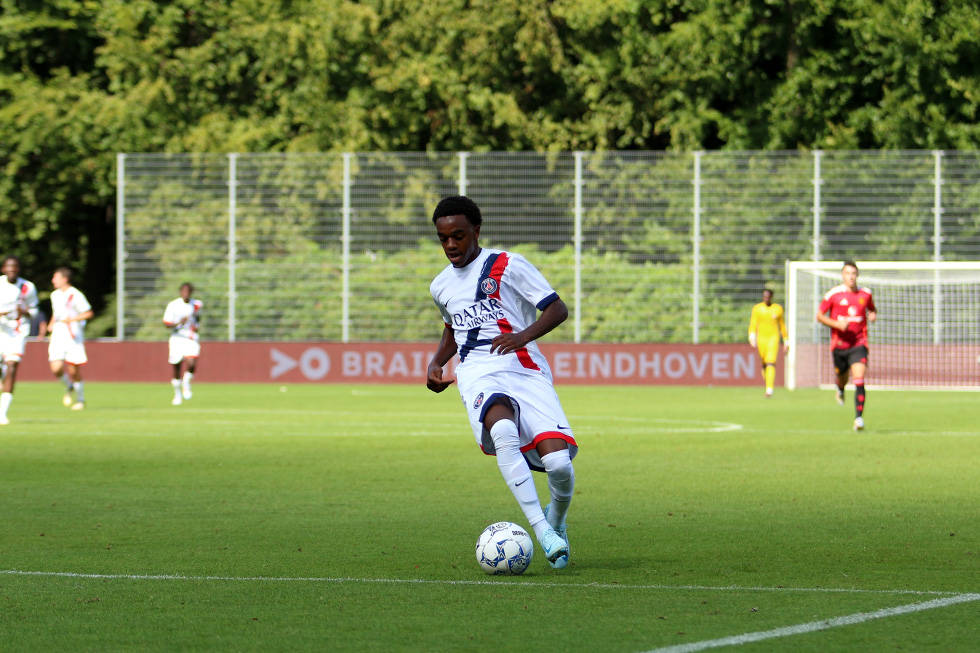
489, 332, 529, 356
837, 317, 848, 330
748, 334, 757, 348
426, 363, 455, 393
867, 311, 877, 323
783, 344, 790, 354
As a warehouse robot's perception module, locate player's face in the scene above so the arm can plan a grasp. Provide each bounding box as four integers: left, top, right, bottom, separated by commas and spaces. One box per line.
842, 265, 858, 290
52, 272, 68, 290
435, 214, 481, 268
762, 290, 773, 305
1, 259, 18, 282
180, 285, 192, 301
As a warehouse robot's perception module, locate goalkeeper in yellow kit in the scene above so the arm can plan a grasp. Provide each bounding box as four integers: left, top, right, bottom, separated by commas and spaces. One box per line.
748, 289, 788, 397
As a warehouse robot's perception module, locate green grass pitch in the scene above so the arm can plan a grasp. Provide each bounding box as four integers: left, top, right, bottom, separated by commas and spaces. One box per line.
1, 381, 979, 651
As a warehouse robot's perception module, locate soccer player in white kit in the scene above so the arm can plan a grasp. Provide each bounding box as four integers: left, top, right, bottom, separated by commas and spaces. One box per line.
48, 267, 93, 410
0, 256, 39, 425
426, 196, 576, 569
163, 283, 202, 405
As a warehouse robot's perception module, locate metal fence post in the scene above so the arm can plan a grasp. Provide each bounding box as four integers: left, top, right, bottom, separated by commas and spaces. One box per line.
573, 152, 583, 344
227, 153, 238, 343
813, 150, 822, 261
116, 153, 126, 341
933, 150, 944, 344
458, 152, 469, 196
692, 151, 702, 344
342, 153, 352, 343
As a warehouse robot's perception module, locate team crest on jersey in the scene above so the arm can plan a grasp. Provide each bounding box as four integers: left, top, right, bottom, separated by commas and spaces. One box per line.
473, 392, 484, 409
479, 277, 498, 295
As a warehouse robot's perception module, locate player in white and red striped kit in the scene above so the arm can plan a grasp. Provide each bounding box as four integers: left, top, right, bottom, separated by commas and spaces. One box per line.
163, 283, 203, 405
48, 267, 94, 410
817, 261, 877, 431
0, 256, 39, 425
426, 196, 576, 569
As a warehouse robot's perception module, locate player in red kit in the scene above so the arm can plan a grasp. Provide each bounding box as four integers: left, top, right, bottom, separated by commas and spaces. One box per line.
816, 261, 877, 431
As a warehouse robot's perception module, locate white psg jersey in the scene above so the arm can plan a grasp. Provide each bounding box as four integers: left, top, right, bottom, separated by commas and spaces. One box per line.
430, 248, 560, 380
50, 286, 92, 340
0, 276, 39, 336
163, 298, 203, 340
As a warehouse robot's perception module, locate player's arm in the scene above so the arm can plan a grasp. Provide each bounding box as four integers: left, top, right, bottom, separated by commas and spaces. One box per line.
426, 323, 458, 393
778, 311, 789, 351
490, 297, 568, 356
747, 306, 758, 347
816, 301, 846, 330
816, 312, 843, 330
63, 309, 94, 323
19, 284, 39, 319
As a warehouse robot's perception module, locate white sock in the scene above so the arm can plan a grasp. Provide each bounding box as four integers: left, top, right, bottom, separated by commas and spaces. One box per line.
62, 373, 73, 391
0, 392, 11, 418
182, 371, 193, 388
489, 420, 547, 538
73, 381, 85, 403
541, 449, 574, 528
172, 379, 182, 396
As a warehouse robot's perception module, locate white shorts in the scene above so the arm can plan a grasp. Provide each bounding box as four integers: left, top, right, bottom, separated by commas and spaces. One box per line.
456, 369, 577, 472
0, 330, 27, 362
168, 337, 201, 365
48, 332, 87, 365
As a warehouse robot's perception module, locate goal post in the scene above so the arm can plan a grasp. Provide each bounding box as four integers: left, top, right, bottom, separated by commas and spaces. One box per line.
786, 261, 980, 390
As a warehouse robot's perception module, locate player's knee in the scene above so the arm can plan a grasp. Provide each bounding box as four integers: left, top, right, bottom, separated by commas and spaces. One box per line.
488, 418, 519, 449
542, 448, 572, 480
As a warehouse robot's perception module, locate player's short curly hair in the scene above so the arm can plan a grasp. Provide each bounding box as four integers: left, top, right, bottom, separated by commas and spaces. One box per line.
432, 195, 482, 227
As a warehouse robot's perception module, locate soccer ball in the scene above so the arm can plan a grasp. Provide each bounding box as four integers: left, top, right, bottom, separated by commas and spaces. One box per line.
475, 521, 534, 575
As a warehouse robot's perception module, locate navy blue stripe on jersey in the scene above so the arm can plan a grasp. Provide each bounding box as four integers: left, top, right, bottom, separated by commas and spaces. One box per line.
536, 292, 559, 310
458, 327, 493, 363
474, 253, 502, 301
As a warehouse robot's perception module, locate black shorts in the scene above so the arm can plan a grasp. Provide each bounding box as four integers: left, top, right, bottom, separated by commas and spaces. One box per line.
833, 345, 869, 374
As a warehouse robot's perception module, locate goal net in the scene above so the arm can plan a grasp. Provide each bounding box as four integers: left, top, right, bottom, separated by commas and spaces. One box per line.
786, 261, 980, 390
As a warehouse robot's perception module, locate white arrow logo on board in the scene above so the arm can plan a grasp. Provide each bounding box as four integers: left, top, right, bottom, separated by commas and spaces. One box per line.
270, 348, 298, 379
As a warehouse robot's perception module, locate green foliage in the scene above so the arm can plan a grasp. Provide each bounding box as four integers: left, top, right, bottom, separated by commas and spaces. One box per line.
3, 0, 980, 332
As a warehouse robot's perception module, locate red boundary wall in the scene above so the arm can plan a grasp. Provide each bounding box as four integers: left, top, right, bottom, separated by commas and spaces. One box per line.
16, 341, 773, 386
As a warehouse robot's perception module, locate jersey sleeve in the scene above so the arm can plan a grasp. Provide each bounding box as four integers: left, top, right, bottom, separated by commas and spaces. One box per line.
506, 254, 559, 310
866, 291, 876, 313
430, 289, 452, 325
21, 281, 39, 319
163, 301, 176, 324
748, 305, 758, 336
74, 291, 92, 314
778, 309, 788, 339
818, 295, 834, 315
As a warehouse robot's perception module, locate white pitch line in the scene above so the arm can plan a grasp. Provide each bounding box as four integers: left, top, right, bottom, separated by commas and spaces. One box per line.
0, 570, 961, 597
644, 593, 980, 653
